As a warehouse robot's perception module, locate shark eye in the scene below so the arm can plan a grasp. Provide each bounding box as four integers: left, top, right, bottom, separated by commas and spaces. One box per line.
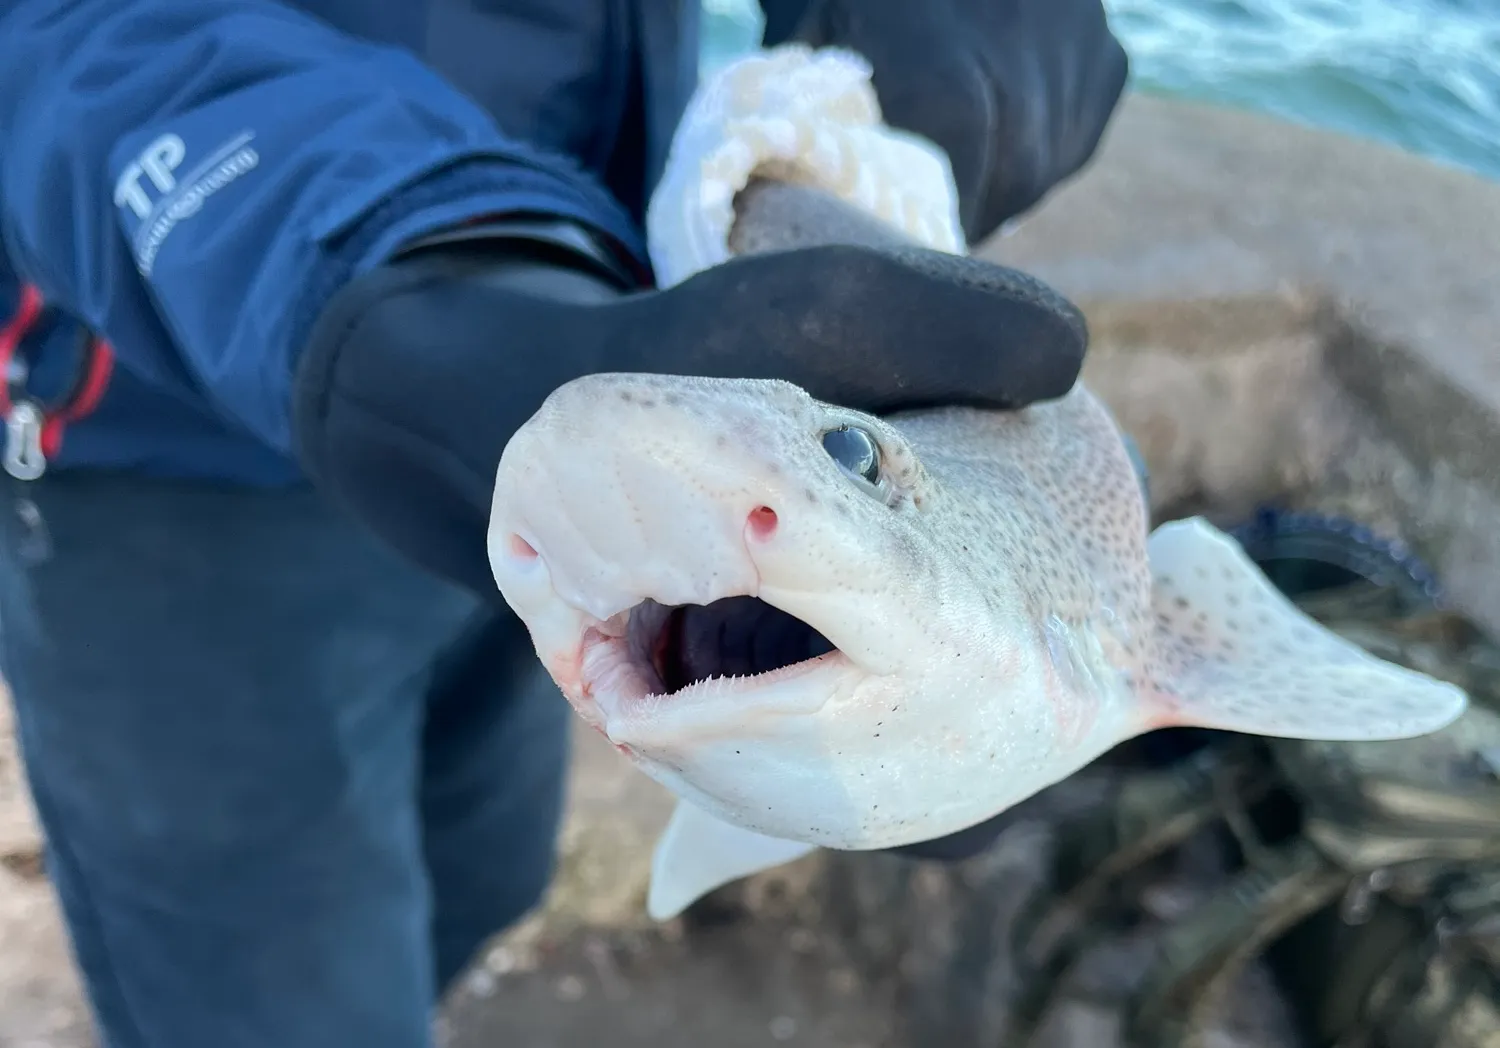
821, 424, 881, 487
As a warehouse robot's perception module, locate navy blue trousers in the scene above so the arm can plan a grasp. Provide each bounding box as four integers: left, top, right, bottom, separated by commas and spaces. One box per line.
0, 471, 570, 1048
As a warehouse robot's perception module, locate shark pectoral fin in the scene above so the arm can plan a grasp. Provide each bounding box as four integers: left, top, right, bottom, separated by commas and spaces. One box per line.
647, 801, 820, 921
1144, 516, 1468, 741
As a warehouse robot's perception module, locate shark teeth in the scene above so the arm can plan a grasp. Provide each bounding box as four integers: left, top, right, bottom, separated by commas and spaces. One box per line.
594, 644, 852, 750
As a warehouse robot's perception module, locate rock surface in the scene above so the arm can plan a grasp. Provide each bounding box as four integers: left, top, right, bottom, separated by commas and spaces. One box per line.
985, 93, 1500, 636
3, 93, 1498, 1047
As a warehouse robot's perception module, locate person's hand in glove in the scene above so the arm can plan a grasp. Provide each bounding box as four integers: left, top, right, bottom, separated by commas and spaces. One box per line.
291, 6, 1128, 868
294, 212, 1088, 601
762, 0, 1130, 243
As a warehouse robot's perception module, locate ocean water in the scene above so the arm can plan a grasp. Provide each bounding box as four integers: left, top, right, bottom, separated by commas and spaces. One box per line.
701, 0, 1500, 183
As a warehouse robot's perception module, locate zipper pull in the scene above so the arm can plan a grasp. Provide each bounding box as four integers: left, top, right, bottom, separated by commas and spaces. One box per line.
5, 399, 47, 481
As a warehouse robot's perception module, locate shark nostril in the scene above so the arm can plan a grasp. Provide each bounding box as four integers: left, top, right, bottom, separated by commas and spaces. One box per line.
507, 533, 540, 562
747, 506, 779, 542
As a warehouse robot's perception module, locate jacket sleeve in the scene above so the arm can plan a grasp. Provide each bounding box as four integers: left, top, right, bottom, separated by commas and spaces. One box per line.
0, 0, 647, 452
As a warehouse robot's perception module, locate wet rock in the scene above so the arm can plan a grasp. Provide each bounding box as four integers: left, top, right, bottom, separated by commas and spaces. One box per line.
983, 94, 1500, 637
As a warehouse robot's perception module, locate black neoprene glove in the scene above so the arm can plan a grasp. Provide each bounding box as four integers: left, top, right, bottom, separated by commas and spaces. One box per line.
761, 0, 1129, 243
293, 219, 1089, 867
292, 218, 1086, 600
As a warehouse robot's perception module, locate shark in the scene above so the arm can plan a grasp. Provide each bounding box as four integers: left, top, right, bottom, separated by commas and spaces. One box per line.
486, 45, 1469, 920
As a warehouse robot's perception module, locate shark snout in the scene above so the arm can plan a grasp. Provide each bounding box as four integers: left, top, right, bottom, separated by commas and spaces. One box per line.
488, 373, 919, 686
487, 410, 810, 640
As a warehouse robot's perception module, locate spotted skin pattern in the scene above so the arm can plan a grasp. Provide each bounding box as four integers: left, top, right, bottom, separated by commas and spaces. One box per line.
491, 364, 1465, 853
486, 45, 1469, 920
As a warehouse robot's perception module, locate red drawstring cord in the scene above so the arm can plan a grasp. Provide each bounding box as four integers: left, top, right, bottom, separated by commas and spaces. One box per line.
0, 282, 115, 469
40, 338, 114, 459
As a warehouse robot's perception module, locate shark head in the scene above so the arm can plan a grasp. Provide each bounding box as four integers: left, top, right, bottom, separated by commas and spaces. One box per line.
487, 372, 1068, 850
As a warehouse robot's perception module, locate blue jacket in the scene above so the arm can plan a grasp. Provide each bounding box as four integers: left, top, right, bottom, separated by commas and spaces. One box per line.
0, 0, 702, 485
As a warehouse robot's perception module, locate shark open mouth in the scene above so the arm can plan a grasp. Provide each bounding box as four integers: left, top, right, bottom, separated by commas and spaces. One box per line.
622, 596, 838, 695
